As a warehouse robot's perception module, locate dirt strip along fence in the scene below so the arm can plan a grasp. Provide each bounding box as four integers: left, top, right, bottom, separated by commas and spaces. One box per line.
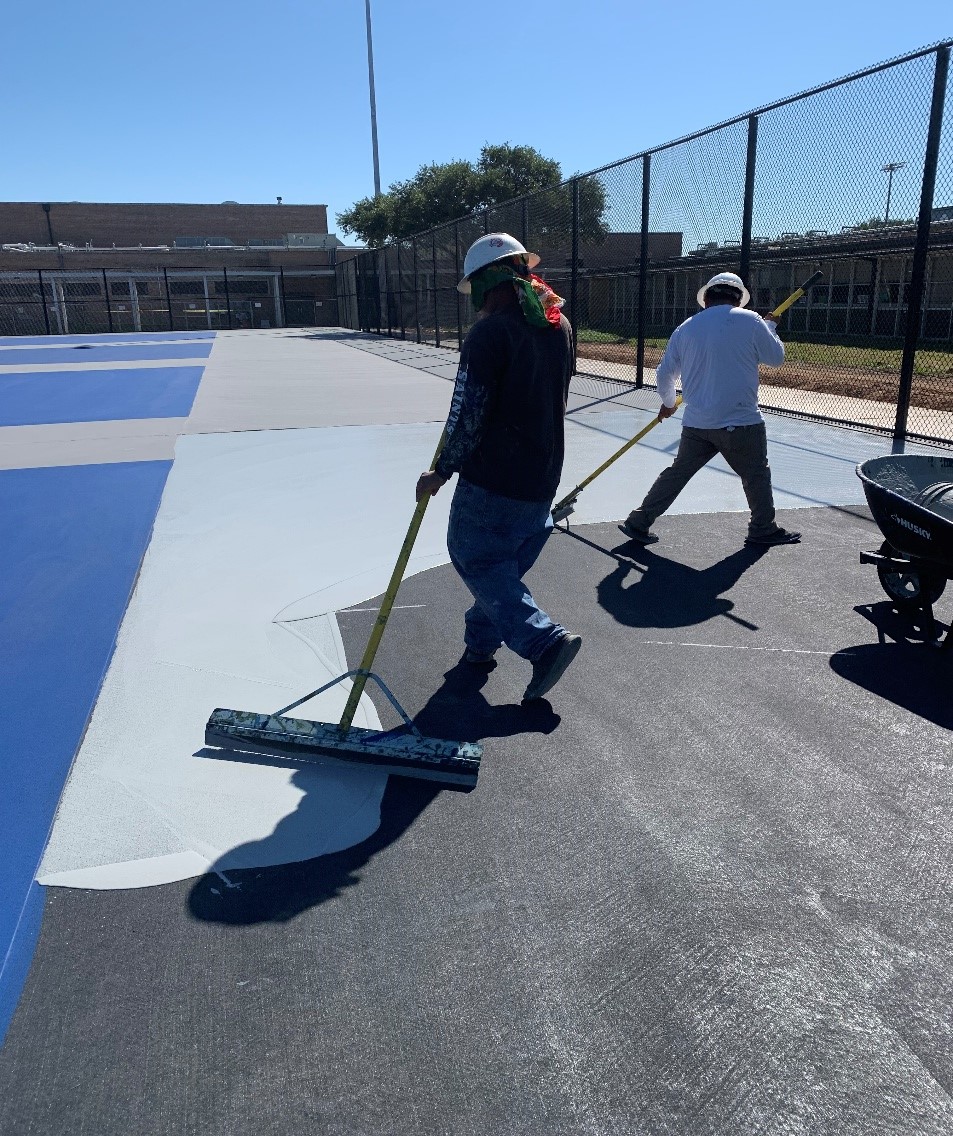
337, 42, 953, 446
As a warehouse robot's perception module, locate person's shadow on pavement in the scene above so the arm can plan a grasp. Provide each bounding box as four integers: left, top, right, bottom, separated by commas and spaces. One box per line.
597, 541, 767, 630
411, 658, 561, 743
188, 662, 558, 926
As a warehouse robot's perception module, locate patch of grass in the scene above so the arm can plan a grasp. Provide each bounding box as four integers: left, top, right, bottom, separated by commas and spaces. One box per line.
782, 341, 953, 377
577, 327, 953, 377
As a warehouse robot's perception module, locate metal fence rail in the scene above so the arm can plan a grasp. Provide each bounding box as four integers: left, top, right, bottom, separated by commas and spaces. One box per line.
337, 42, 953, 445
0, 267, 339, 335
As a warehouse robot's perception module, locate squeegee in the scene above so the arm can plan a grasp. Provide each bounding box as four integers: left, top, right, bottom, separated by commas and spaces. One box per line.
552, 271, 823, 524
205, 434, 482, 791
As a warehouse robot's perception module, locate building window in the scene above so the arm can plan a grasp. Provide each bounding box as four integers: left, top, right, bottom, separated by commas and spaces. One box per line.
214, 278, 269, 295
62, 282, 102, 297
170, 280, 205, 295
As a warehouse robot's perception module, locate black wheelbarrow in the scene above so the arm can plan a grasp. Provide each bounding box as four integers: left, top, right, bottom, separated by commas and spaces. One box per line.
856, 453, 953, 649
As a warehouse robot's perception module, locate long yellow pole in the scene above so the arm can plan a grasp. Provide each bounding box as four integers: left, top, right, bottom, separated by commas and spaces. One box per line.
551, 272, 823, 518
769, 270, 823, 320
338, 432, 445, 733
551, 396, 683, 517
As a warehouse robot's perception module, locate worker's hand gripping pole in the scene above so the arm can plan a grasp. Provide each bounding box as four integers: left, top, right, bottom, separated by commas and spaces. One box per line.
338, 432, 445, 734
551, 396, 683, 523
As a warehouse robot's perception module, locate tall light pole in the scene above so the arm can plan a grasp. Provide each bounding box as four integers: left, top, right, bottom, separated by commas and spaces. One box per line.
882, 161, 906, 223
364, 0, 382, 197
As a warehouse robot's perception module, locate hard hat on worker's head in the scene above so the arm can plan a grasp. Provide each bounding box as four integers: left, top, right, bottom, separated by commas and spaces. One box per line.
697, 272, 750, 309
457, 232, 540, 293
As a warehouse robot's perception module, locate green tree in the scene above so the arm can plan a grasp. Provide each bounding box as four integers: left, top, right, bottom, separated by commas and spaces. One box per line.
337, 143, 607, 247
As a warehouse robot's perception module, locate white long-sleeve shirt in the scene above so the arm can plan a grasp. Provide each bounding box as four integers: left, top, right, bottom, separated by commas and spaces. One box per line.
656, 305, 785, 429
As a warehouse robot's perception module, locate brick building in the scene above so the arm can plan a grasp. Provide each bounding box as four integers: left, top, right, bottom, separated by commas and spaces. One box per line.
0, 201, 362, 334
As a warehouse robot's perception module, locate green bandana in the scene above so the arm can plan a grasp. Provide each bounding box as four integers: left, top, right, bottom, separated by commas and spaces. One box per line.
469, 264, 565, 329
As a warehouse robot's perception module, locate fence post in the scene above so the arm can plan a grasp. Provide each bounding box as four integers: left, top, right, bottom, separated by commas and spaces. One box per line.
455, 222, 463, 350
521, 198, 529, 246
38, 269, 51, 335
102, 269, 114, 333
739, 114, 759, 286
396, 243, 406, 339
570, 178, 579, 371
483, 211, 489, 235
163, 268, 174, 330
432, 235, 441, 348
222, 267, 233, 330
376, 250, 383, 334
384, 251, 393, 336
895, 44, 949, 441
636, 154, 651, 389
413, 239, 422, 343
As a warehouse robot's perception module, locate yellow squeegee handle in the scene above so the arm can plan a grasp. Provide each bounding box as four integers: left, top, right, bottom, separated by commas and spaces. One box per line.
769, 270, 823, 320
551, 396, 683, 514
338, 432, 446, 734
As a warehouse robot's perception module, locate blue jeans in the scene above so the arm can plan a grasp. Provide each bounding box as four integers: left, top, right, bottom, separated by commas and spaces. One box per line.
447, 479, 566, 663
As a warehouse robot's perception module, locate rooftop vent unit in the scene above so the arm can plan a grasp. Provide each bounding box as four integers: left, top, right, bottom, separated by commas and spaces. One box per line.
286, 233, 344, 249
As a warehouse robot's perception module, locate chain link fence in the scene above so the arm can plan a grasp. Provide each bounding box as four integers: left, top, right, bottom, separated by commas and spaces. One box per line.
337, 42, 953, 445
0, 267, 339, 336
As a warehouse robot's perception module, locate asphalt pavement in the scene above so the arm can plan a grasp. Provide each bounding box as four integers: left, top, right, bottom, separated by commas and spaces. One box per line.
2, 505, 951, 1136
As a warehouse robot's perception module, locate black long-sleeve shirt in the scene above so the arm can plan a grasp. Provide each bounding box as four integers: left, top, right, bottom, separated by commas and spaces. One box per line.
434, 302, 574, 503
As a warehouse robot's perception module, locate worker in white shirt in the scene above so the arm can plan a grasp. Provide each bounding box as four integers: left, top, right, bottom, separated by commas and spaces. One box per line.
619, 272, 801, 548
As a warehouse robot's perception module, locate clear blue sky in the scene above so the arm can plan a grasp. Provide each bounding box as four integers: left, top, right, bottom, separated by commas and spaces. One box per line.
4, 1, 951, 245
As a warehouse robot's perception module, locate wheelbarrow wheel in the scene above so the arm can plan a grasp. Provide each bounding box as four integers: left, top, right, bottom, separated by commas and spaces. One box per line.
876, 541, 947, 608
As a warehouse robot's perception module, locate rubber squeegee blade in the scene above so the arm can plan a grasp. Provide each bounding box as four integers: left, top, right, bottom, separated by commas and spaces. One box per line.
205, 708, 482, 790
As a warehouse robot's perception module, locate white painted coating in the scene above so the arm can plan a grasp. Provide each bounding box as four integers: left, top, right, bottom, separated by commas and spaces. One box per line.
39, 423, 455, 890
36, 334, 943, 891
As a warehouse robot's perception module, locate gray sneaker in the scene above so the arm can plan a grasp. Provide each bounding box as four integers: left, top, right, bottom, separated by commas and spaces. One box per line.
523, 634, 582, 702
618, 520, 659, 545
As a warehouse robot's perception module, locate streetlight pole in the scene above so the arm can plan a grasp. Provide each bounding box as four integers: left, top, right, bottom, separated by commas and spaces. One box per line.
364, 0, 382, 197
882, 161, 906, 223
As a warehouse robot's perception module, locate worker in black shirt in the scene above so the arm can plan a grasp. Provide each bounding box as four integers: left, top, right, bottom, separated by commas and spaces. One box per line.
415, 233, 581, 703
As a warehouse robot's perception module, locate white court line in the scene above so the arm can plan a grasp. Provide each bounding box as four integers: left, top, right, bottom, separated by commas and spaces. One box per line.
640, 640, 855, 656
339, 604, 428, 613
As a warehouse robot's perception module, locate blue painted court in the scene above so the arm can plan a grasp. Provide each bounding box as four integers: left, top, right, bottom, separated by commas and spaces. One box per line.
0, 366, 204, 425
0, 329, 215, 1044
0, 331, 214, 347
0, 461, 172, 1041
0, 341, 213, 366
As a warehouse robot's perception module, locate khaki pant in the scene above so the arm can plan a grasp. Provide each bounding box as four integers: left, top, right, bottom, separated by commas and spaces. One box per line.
626, 422, 780, 538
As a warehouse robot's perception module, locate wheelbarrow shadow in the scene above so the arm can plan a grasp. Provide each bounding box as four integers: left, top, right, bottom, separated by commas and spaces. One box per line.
188, 663, 558, 926
595, 539, 768, 630
829, 602, 953, 730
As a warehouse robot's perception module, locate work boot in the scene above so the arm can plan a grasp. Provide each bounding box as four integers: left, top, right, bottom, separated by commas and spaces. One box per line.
744, 527, 801, 547
618, 519, 659, 545
463, 648, 497, 666
523, 634, 582, 702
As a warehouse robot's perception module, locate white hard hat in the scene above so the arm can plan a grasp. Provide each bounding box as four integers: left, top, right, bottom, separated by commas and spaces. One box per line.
697, 272, 750, 309
457, 232, 540, 293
